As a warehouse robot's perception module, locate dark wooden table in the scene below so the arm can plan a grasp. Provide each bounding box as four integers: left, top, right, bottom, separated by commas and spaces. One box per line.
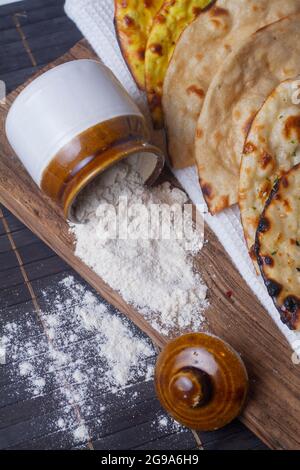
0, 0, 267, 450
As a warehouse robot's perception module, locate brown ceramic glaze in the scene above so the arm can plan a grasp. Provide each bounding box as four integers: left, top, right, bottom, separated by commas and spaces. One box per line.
155, 333, 248, 431
41, 115, 164, 221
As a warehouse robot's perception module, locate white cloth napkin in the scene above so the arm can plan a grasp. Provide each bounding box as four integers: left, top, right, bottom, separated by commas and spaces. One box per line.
65, 0, 300, 350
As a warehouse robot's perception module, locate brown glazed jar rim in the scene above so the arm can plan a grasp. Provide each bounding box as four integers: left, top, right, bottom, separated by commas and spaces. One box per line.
65, 141, 165, 223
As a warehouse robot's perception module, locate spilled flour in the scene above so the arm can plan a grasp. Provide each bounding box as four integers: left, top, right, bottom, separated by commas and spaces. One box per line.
2, 276, 184, 448
71, 160, 208, 335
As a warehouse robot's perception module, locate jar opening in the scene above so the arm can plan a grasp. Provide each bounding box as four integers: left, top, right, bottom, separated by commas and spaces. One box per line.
68, 147, 164, 223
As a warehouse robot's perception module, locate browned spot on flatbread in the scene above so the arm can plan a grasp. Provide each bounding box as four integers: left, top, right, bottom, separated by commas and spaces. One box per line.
210, 6, 229, 16
144, 0, 153, 7
282, 176, 289, 188
208, 6, 230, 29
249, 244, 257, 261
201, 183, 213, 199
244, 142, 257, 154
193, 6, 203, 16
284, 115, 300, 140
260, 152, 273, 169
259, 135, 266, 144
258, 180, 272, 200
150, 43, 163, 55
137, 48, 145, 61
263, 256, 274, 267
214, 131, 223, 143
264, 278, 283, 298
155, 14, 166, 24
186, 85, 205, 99
214, 195, 229, 212
282, 296, 300, 330
274, 193, 281, 201
224, 44, 232, 53
210, 18, 223, 28
124, 14, 135, 27
196, 127, 204, 139
283, 198, 292, 212
257, 217, 271, 233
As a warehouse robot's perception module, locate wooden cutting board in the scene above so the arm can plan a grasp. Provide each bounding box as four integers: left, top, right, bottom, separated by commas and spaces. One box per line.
0, 40, 299, 450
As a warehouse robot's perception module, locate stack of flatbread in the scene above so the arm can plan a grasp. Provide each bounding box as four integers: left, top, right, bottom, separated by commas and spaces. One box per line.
115, 1, 300, 331
240, 78, 300, 331
165, 3, 300, 331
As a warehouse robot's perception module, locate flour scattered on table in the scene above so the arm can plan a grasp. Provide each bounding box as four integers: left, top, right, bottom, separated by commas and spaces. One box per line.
71, 160, 209, 335
155, 413, 183, 433
1, 276, 160, 447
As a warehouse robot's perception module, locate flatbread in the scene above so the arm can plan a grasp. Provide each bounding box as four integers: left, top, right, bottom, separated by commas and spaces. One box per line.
240, 79, 300, 270
114, 0, 164, 89
145, 0, 211, 128
195, 14, 300, 214
164, 0, 300, 169
256, 164, 300, 331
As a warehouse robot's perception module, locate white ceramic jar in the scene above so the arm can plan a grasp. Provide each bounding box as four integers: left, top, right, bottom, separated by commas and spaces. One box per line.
6, 59, 164, 220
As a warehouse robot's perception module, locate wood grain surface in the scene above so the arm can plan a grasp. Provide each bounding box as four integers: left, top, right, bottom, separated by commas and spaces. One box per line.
0, 39, 299, 450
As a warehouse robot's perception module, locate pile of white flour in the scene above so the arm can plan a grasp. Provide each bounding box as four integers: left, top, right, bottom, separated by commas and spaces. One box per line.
71, 160, 208, 335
